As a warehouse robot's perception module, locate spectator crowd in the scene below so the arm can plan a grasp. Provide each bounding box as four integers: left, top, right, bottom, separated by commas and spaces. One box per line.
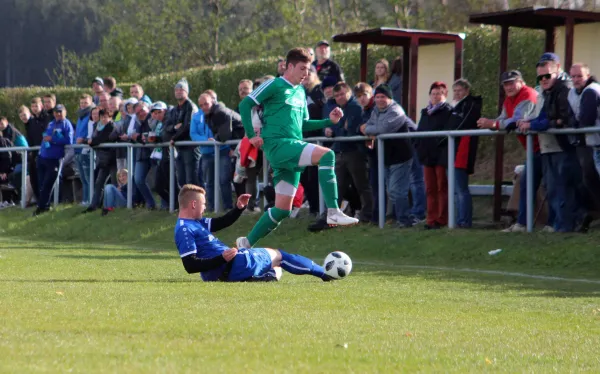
1, 42, 599, 233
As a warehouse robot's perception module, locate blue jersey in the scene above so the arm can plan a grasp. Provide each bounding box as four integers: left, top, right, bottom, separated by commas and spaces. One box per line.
174, 218, 231, 281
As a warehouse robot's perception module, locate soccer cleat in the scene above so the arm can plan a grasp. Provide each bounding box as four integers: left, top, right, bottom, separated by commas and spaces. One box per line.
326, 209, 359, 226
321, 273, 337, 282
236, 236, 251, 249
502, 223, 526, 232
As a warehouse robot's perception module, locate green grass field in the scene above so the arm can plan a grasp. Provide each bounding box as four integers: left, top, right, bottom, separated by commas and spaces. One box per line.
1, 205, 599, 373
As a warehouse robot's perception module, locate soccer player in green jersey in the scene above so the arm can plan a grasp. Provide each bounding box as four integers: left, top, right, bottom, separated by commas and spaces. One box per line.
236, 47, 358, 248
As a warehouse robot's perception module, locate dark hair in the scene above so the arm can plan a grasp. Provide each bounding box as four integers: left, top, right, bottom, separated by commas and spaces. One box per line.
286, 48, 312, 67
429, 81, 447, 95
103, 76, 117, 90
98, 109, 110, 117
391, 57, 403, 76
43, 94, 56, 102
333, 82, 351, 93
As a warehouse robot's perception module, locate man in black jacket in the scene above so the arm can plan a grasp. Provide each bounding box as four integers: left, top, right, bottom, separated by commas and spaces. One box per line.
198, 92, 241, 210
168, 78, 200, 187
85, 109, 116, 213
519, 56, 581, 232
25, 97, 52, 202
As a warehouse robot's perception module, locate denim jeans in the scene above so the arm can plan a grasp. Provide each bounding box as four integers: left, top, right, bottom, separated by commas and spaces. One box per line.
201, 149, 233, 211
103, 185, 127, 209
36, 157, 60, 209
454, 168, 472, 227
594, 147, 600, 178
75, 153, 91, 203
542, 151, 581, 232
409, 151, 426, 220
134, 160, 156, 209
386, 159, 412, 226
517, 152, 555, 227
176, 147, 200, 187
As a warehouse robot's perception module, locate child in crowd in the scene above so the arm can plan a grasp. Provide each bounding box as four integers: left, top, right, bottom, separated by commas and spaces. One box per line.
102, 168, 128, 216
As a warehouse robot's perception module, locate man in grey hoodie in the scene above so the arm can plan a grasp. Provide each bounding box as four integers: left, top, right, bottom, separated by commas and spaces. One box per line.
360, 84, 416, 228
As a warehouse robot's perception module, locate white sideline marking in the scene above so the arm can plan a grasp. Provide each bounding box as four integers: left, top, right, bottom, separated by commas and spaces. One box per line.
354, 261, 600, 285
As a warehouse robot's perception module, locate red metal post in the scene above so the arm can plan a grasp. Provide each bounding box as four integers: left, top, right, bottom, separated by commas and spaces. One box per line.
409, 37, 419, 121
493, 25, 509, 222
564, 17, 574, 71
360, 43, 368, 82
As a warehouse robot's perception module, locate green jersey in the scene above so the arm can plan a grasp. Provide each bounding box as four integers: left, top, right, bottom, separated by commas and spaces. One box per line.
245, 77, 308, 141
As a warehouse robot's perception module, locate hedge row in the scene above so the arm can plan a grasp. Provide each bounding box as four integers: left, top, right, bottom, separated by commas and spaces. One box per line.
1, 27, 544, 138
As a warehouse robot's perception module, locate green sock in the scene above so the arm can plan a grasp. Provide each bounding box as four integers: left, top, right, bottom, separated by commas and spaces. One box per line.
318, 150, 339, 209
247, 207, 290, 246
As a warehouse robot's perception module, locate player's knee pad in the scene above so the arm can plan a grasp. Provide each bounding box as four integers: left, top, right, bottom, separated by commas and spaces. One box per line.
319, 149, 335, 168
268, 207, 291, 224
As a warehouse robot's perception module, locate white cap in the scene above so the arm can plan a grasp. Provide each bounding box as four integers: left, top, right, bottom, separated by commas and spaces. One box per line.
150, 101, 167, 112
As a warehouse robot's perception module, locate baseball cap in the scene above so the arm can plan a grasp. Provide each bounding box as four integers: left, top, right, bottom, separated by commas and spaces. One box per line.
316, 40, 330, 47
150, 101, 167, 112
53, 104, 66, 112
500, 70, 522, 83
92, 77, 104, 86
536, 52, 560, 66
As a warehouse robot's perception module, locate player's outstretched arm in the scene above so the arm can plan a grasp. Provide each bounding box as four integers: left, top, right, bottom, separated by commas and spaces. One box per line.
210, 194, 251, 232
302, 106, 342, 131
181, 248, 237, 274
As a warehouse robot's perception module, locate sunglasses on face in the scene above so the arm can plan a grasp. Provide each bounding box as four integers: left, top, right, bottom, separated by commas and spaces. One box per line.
536, 73, 553, 82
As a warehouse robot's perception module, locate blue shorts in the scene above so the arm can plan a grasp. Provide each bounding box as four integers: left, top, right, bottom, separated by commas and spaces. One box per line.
227, 248, 274, 282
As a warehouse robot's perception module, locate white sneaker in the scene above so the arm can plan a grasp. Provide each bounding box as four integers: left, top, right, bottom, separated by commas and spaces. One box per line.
327, 208, 359, 226
290, 207, 301, 218
541, 225, 555, 233
502, 223, 526, 232
236, 237, 251, 249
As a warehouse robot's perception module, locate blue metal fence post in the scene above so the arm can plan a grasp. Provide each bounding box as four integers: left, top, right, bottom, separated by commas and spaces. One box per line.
447, 135, 455, 229
377, 137, 385, 229
526, 133, 534, 233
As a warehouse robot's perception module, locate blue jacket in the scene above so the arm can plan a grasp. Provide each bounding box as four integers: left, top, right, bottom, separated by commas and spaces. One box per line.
39, 119, 74, 160
75, 112, 92, 154
190, 111, 228, 155
324, 96, 364, 153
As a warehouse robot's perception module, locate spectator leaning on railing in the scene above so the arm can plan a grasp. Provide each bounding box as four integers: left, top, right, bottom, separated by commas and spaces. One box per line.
360, 84, 415, 228
518, 54, 582, 233
0, 117, 28, 203
149, 101, 177, 210
74, 94, 95, 207
131, 101, 157, 210
85, 108, 117, 213
415, 81, 452, 230
34, 104, 73, 216
477, 70, 554, 233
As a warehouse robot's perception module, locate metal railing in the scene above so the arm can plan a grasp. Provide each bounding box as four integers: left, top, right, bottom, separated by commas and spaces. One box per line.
2, 126, 600, 232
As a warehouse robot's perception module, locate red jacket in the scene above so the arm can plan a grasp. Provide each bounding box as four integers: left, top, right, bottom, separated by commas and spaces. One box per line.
503, 86, 540, 153
239, 137, 259, 168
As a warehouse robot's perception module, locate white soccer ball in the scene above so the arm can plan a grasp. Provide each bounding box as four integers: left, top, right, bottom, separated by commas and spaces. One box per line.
323, 251, 352, 279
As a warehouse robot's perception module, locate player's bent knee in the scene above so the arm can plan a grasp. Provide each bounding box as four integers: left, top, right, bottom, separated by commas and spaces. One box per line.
318, 149, 335, 167
265, 248, 282, 265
